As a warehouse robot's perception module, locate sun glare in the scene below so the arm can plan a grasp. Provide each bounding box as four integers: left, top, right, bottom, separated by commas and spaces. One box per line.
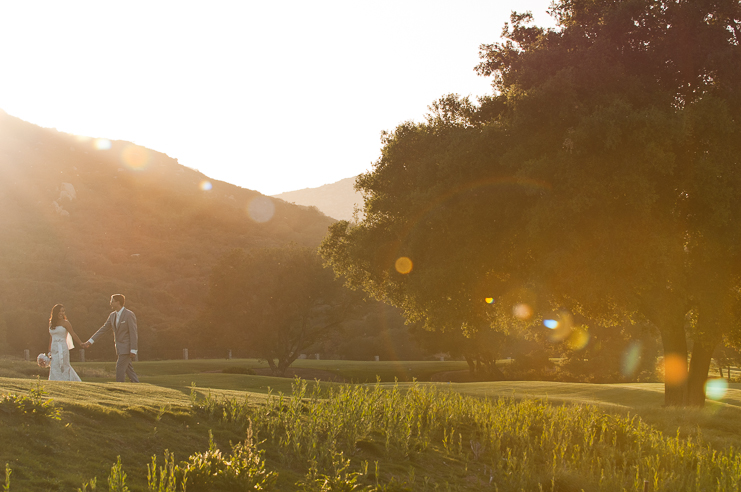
567, 326, 590, 350
199, 180, 212, 191
247, 196, 275, 223
485, 297, 494, 304
513, 303, 533, 320
395, 257, 413, 274
620, 340, 642, 377
705, 378, 728, 400
543, 319, 558, 329
663, 354, 688, 385
121, 144, 150, 170
94, 138, 112, 150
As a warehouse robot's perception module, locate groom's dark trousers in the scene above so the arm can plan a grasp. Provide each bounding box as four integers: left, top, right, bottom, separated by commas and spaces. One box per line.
116, 354, 139, 383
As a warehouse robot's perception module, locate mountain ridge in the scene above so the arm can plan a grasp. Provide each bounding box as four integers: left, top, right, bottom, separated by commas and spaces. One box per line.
0, 110, 335, 358
273, 176, 363, 222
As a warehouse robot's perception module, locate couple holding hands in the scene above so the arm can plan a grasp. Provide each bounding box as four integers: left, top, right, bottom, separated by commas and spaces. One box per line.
45, 294, 139, 383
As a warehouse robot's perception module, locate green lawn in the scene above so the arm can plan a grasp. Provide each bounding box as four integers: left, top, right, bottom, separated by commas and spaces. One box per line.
3, 356, 741, 491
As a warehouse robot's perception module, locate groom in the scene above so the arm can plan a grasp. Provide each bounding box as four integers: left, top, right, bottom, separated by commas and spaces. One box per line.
83, 294, 139, 383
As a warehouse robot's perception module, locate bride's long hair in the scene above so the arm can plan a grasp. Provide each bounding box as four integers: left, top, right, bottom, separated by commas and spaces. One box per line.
49, 304, 66, 329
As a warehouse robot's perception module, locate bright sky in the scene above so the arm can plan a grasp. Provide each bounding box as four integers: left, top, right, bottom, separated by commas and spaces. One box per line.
0, 1, 555, 195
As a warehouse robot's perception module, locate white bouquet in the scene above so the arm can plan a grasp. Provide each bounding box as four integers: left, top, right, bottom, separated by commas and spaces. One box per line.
37, 353, 50, 368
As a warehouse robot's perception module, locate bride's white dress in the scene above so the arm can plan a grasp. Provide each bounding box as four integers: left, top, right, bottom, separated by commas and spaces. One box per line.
48, 325, 81, 382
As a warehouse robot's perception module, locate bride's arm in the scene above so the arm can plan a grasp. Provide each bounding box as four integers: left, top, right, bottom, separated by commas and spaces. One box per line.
62, 320, 84, 346
48, 334, 52, 355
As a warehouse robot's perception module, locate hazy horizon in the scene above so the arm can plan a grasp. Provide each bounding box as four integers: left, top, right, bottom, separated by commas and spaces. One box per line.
0, 1, 556, 195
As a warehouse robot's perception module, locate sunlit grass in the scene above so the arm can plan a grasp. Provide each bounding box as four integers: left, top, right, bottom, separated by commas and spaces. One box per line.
4, 357, 741, 490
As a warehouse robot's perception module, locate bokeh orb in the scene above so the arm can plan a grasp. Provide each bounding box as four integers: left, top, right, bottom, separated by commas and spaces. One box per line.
663, 354, 688, 385
567, 326, 590, 350
94, 138, 112, 150
121, 144, 150, 169
247, 196, 275, 223
395, 257, 413, 274
199, 181, 212, 191
513, 303, 533, 320
705, 378, 728, 401
620, 340, 643, 377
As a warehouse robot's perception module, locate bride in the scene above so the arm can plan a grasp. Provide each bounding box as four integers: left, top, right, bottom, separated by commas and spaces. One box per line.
47, 304, 83, 382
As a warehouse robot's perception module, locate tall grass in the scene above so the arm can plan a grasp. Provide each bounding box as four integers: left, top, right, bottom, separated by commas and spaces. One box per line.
190, 378, 741, 491
5, 377, 741, 490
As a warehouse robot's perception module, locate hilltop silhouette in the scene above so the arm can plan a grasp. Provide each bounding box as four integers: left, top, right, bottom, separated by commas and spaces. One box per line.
0, 110, 335, 358
273, 176, 363, 222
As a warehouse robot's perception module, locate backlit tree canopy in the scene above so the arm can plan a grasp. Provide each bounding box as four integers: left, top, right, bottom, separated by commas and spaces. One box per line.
320, 0, 741, 405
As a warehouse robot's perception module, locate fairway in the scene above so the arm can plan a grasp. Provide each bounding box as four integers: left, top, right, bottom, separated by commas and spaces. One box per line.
5, 356, 741, 410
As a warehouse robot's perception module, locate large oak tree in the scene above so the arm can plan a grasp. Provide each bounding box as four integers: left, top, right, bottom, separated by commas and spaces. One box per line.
321, 0, 741, 405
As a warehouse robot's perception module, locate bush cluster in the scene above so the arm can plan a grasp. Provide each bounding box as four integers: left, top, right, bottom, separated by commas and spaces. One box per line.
0, 378, 61, 422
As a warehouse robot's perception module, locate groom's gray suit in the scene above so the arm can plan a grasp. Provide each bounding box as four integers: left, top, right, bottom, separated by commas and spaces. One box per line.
90, 308, 139, 382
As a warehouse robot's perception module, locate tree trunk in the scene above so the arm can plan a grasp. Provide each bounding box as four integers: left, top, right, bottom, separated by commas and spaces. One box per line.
479, 353, 505, 381
277, 351, 301, 377
277, 358, 290, 377
266, 358, 279, 376
464, 354, 476, 374
687, 340, 718, 407
484, 360, 505, 381
660, 327, 688, 406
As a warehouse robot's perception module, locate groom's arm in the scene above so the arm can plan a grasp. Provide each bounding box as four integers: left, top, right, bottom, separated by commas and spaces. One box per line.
128, 311, 138, 355
87, 315, 113, 345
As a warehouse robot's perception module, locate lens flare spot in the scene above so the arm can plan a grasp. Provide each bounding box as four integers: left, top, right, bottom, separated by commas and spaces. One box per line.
395, 257, 413, 274
513, 303, 532, 320
705, 378, 728, 401
121, 144, 150, 169
621, 340, 643, 377
94, 138, 112, 150
247, 196, 275, 223
485, 297, 494, 304
663, 354, 688, 386
543, 319, 558, 329
547, 312, 573, 342
567, 326, 590, 350
199, 181, 212, 191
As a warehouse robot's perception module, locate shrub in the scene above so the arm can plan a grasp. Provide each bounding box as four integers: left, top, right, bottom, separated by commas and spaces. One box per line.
298, 452, 370, 491
178, 426, 276, 491
0, 378, 61, 421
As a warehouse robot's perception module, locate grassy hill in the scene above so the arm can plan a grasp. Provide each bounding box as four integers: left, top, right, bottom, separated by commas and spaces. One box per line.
3, 358, 741, 490
0, 110, 336, 359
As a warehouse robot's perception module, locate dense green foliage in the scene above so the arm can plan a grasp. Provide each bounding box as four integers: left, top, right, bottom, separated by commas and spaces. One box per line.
320, 0, 741, 404
0, 110, 335, 359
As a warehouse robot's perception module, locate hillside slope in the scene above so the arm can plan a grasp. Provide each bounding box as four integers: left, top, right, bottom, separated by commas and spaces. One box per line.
0, 110, 335, 358
273, 176, 363, 221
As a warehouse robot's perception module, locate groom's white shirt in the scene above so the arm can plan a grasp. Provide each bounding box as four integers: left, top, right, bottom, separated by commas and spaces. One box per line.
87, 306, 138, 354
